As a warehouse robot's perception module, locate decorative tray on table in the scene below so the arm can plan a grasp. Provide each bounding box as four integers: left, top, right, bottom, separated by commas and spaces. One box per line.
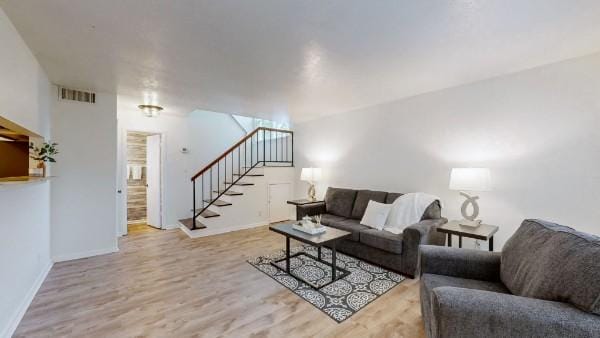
292, 223, 326, 235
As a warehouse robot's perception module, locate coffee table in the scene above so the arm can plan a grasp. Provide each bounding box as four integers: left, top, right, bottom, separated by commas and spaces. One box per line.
269, 223, 351, 289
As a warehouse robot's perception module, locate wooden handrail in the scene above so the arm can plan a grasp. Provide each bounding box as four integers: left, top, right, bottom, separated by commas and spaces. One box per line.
191, 127, 293, 181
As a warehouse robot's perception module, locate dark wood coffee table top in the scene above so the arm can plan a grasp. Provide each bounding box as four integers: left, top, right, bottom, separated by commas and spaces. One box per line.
269, 223, 351, 245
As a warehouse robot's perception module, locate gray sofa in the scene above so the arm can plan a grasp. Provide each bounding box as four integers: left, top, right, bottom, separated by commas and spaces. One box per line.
420, 219, 600, 338
297, 187, 447, 277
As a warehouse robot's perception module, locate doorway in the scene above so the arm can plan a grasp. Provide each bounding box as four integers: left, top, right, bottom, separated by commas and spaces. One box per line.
126, 131, 162, 234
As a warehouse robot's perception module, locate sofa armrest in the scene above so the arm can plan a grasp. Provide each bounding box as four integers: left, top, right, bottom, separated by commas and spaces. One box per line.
296, 202, 326, 219
430, 287, 600, 338
419, 245, 501, 282
400, 218, 447, 277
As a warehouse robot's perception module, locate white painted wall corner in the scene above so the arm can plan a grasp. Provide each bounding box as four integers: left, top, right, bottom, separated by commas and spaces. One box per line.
1, 261, 53, 338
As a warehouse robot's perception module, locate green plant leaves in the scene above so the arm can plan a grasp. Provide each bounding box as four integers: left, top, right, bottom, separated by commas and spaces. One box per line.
29, 141, 59, 163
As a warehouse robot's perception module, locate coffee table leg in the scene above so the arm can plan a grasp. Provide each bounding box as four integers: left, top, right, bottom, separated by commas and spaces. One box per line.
286, 236, 290, 273
447, 233, 452, 247
489, 236, 494, 252
318, 246, 322, 260
331, 242, 337, 281
459, 235, 462, 248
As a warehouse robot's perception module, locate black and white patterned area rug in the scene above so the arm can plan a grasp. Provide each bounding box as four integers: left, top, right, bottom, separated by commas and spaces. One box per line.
248, 245, 405, 322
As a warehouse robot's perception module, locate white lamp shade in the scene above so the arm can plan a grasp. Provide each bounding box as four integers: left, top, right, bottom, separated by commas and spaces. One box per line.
449, 168, 491, 191
300, 167, 322, 182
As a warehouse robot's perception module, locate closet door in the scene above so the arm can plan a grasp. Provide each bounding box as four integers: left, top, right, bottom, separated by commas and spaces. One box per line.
269, 183, 291, 223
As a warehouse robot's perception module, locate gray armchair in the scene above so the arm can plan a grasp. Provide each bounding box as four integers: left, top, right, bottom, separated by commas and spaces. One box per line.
419, 219, 600, 338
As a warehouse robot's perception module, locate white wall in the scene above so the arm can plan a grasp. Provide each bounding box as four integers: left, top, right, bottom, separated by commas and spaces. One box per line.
0, 8, 53, 338
116, 107, 246, 230
51, 90, 118, 261
294, 52, 600, 250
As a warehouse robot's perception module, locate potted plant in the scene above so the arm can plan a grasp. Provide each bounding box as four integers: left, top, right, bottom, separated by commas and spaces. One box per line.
29, 142, 59, 177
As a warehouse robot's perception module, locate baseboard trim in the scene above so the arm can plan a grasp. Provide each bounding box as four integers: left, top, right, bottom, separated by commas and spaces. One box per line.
1, 261, 53, 338
163, 223, 181, 230
52, 246, 119, 262
180, 221, 267, 238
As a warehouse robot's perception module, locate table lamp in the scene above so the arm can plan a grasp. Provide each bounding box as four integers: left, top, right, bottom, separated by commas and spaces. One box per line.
449, 168, 491, 227
300, 167, 322, 201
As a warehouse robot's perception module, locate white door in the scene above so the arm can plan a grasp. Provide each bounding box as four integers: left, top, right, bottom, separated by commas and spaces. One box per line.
269, 183, 291, 223
146, 134, 162, 228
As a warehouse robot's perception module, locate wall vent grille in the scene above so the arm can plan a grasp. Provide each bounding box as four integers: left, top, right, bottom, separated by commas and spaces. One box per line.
58, 87, 96, 104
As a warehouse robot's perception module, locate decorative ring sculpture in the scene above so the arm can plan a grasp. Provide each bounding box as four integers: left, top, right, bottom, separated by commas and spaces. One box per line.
459, 192, 480, 221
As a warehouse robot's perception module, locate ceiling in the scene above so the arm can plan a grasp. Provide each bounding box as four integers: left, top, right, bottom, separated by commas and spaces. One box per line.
2, 0, 600, 123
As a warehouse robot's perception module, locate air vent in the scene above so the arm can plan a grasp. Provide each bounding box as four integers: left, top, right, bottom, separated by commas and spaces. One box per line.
58, 87, 96, 104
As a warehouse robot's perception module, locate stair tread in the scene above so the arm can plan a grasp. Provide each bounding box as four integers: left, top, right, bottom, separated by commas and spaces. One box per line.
213, 190, 243, 196
179, 218, 207, 230
200, 210, 220, 218
203, 199, 232, 207
224, 181, 254, 186
233, 173, 264, 177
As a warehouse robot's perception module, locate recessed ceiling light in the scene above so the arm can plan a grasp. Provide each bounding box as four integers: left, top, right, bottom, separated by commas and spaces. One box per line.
138, 104, 163, 118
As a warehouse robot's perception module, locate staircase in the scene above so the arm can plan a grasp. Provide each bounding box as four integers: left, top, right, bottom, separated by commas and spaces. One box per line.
179, 127, 293, 231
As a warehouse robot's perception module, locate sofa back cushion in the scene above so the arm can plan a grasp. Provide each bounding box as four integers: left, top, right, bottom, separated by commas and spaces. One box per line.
501, 219, 600, 314
385, 192, 403, 204
351, 190, 388, 219
324, 187, 358, 218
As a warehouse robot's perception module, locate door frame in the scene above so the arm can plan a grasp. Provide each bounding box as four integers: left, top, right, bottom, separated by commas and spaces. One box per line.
117, 128, 167, 235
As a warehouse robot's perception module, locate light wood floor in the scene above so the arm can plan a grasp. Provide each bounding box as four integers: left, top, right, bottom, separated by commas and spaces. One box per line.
127, 222, 159, 235
15, 226, 425, 338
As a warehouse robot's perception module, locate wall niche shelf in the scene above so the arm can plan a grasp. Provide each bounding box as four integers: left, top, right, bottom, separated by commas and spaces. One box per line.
0, 176, 55, 186
0, 115, 47, 182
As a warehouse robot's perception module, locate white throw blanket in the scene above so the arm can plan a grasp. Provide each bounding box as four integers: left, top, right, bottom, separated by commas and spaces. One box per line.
384, 192, 441, 234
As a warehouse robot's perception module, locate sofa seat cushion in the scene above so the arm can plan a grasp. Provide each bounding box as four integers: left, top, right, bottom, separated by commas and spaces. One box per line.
326, 218, 367, 242
359, 229, 403, 254
320, 214, 347, 227
324, 187, 358, 218
351, 190, 388, 219
501, 219, 600, 314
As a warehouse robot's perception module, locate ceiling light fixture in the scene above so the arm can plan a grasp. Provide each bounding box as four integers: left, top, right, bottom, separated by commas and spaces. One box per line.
138, 104, 163, 118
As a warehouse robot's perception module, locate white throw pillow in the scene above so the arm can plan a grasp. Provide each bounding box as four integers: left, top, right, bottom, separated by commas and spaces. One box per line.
360, 200, 392, 230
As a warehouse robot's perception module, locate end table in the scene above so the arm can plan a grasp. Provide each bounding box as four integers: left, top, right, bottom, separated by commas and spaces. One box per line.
437, 220, 499, 251
287, 199, 324, 221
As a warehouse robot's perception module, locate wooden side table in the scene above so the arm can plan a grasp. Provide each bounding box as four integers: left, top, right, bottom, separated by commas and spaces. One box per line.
286, 199, 324, 220
437, 220, 499, 251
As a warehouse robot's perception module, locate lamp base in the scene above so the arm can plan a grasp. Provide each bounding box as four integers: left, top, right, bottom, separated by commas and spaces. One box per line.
458, 219, 482, 228
307, 183, 316, 201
